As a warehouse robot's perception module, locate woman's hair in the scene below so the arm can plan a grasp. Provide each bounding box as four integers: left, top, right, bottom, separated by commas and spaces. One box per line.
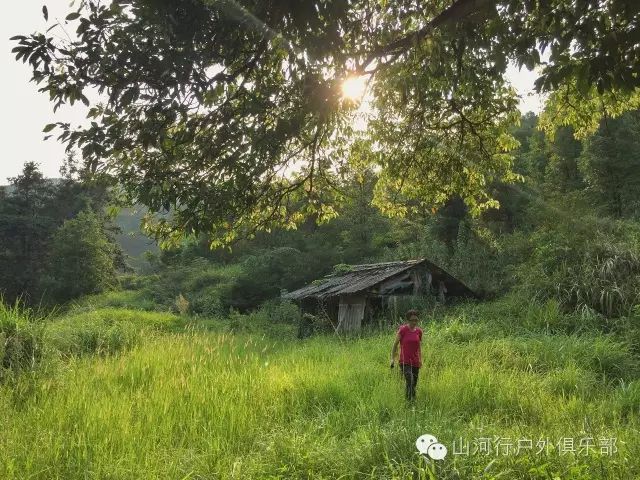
405, 309, 419, 321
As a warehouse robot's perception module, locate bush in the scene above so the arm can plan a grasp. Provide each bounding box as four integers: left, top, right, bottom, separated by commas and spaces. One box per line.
225, 301, 300, 337
117, 274, 151, 291
558, 246, 640, 317
298, 312, 335, 338
514, 214, 640, 318
231, 248, 308, 310
189, 290, 226, 317
174, 294, 190, 315
142, 260, 241, 314
259, 300, 302, 324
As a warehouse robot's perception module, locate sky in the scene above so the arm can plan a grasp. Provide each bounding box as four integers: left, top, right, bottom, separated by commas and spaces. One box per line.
1, 2, 544, 182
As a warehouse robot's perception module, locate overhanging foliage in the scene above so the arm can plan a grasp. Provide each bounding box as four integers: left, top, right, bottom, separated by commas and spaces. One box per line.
12, 0, 640, 245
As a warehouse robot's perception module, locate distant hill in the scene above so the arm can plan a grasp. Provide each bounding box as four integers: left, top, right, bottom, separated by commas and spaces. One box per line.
113, 206, 159, 270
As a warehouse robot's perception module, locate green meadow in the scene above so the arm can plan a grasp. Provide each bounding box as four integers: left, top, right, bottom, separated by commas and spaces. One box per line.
2, 298, 639, 479
6, 1, 640, 478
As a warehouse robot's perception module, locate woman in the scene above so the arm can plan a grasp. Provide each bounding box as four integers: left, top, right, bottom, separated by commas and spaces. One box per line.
390, 309, 423, 401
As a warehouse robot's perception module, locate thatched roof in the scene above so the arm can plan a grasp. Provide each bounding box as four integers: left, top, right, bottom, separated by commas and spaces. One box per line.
282, 258, 476, 300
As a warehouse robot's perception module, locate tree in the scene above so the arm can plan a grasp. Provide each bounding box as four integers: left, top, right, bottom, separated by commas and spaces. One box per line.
51, 154, 113, 223
511, 112, 538, 162
0, 163, 56, 302
44, 210, 119, 303
544, 126, 583, 193
12, 0, 640, 245
0, 161, 127, 304
580, 111, 640, 218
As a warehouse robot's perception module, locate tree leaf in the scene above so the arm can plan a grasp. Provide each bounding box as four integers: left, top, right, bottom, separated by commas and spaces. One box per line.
42, 5, 49, 21
66, 12, 81, 21
43, 123, 56, 133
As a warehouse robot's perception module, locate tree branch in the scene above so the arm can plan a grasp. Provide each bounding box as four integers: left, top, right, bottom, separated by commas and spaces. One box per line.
357, 0, 495, 73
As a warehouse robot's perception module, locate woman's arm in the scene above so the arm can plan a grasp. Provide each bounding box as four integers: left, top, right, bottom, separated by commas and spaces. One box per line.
390, 332, 401, 368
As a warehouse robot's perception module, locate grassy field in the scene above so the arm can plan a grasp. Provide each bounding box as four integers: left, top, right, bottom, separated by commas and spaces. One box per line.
1, 298, 640, 479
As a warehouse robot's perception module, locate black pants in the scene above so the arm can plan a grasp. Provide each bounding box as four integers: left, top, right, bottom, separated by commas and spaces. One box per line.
400, 363, 420, 401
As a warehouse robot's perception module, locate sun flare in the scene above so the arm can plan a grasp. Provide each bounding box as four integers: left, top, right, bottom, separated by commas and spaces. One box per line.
341, 75, 367, 101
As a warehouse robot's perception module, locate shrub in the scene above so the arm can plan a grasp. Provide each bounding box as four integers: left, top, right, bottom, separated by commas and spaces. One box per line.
142, 260, 240, 314
514, 215, 640, 318
117, 274, 150, 291
225, 301, 300, 337
174, 294, 190, 315
558, 246, 640, 317
259, 300, 301, 324
298, 312, 334, 338
231, 248, 308, 310
189, 289, 227, 317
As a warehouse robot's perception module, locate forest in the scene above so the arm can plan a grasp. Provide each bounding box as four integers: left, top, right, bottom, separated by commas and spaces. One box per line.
2, 0, 640, 478
2, 111, 638, 318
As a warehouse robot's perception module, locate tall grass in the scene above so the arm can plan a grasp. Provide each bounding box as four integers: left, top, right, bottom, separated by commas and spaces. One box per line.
0, 300, 47, 380
71, 289, 161, 313
1, 303, 639, 479
44, 308, 182, 358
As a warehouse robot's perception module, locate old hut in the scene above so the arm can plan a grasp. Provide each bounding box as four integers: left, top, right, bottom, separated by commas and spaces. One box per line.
282, 259, 476, 333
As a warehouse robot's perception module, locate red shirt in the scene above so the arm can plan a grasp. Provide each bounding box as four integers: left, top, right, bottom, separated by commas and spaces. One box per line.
398, 324, 422, 368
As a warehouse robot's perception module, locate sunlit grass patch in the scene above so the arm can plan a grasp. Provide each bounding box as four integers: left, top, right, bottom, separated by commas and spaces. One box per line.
1, 302, 639, 478
44, 308, 182, 357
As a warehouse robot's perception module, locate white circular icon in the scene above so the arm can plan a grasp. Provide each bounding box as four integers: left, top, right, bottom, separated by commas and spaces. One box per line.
427, 442, 448, 460
416, 433, 448, 460
415, 434, 438, 455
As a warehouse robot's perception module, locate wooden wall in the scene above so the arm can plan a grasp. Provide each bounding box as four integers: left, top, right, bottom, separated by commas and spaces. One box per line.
337, 295, 366, 333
